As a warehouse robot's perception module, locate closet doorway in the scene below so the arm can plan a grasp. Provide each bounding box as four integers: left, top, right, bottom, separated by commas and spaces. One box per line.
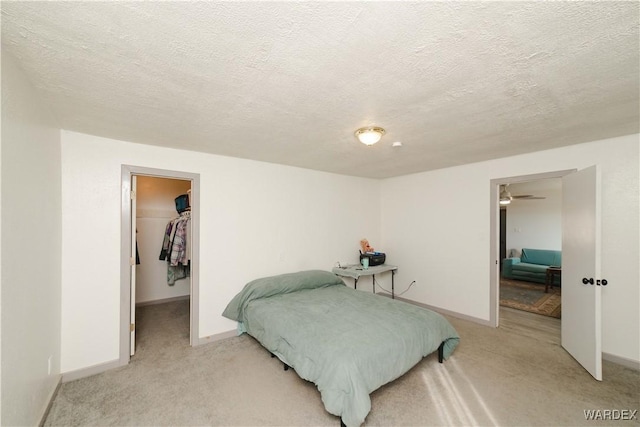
120, 166, 200, 365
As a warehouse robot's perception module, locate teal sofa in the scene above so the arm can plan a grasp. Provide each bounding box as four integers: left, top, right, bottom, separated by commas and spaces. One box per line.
502, 248, 561, 285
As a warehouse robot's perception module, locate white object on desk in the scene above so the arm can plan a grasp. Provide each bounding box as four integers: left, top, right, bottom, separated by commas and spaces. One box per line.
332, 264, 398, 298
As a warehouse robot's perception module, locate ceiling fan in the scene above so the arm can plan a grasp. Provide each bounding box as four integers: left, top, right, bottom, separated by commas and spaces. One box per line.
499, 184, 546, 205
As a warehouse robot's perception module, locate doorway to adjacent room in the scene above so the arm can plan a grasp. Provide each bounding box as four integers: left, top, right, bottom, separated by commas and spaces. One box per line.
499, 179, 562, 320
490, 167, 605, 380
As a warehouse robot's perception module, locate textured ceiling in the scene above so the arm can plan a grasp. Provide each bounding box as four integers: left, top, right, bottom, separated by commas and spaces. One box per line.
2, 2, 638, 178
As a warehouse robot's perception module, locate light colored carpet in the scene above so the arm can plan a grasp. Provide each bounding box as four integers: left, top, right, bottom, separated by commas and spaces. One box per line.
45, 300, 639, 426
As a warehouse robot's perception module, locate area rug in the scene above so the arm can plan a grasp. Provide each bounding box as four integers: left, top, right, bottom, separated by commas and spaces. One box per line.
500, 278, 561, 318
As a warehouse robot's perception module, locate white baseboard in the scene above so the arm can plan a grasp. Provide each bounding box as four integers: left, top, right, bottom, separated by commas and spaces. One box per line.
62, 358, 124, 383
62, 329, 238, 382
39, 375, 62, 427
135, 294, 189, 307
377, 292, 494, 327
603, 352, 640, 371
196, 329, 237, 346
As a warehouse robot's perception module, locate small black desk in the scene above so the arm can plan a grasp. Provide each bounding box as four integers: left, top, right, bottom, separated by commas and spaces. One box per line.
332, 264, 398, 298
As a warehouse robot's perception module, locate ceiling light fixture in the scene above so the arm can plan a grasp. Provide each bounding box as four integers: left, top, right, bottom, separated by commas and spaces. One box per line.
355, 126, 386, 146
499, 185, 512, 205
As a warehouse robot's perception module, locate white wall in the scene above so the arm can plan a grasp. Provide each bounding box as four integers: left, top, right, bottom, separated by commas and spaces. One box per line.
505, 180, 562, 255
381, 135, 640, 363
60, 131, 380, 373
136, 176, 191, 303
1, 54, 62, 425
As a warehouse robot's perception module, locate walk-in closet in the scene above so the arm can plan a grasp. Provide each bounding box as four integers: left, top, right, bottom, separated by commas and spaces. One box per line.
132, 176, 192, 356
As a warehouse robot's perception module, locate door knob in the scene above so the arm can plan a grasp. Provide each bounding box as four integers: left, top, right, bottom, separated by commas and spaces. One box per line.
582, 277, 594, 285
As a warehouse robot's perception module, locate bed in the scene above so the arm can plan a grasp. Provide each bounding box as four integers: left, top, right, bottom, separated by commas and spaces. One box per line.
222, 270, 460, 427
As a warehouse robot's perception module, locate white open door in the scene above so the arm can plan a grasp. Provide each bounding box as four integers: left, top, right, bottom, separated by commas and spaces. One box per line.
562, 165, 602, 380
130, 175, 137, 356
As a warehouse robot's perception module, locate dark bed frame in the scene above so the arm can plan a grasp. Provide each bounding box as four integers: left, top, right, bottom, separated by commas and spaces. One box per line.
270, 341, 447, 427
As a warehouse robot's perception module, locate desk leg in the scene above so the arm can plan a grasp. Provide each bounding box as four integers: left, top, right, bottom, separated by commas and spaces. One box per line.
354, 277, 358, 290
392, 270, 395, 299
372, 275, 376, 294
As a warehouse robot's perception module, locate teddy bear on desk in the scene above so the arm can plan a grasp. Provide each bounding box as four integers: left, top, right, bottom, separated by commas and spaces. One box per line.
360, 238, 375, 254
359, 239, 386, 267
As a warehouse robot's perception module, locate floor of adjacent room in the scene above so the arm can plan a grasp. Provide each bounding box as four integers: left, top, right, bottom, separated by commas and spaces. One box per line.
44, 300, 639, 426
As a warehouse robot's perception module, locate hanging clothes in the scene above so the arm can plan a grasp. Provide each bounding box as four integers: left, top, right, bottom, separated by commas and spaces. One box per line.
167, 263, 189, 286
159, 210, 191, 286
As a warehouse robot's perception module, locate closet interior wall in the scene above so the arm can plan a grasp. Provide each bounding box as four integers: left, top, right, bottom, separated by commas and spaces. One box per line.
135, 176, 191, 304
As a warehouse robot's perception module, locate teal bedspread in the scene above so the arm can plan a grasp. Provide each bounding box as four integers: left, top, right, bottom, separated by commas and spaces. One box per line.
223, 270, 459, 427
